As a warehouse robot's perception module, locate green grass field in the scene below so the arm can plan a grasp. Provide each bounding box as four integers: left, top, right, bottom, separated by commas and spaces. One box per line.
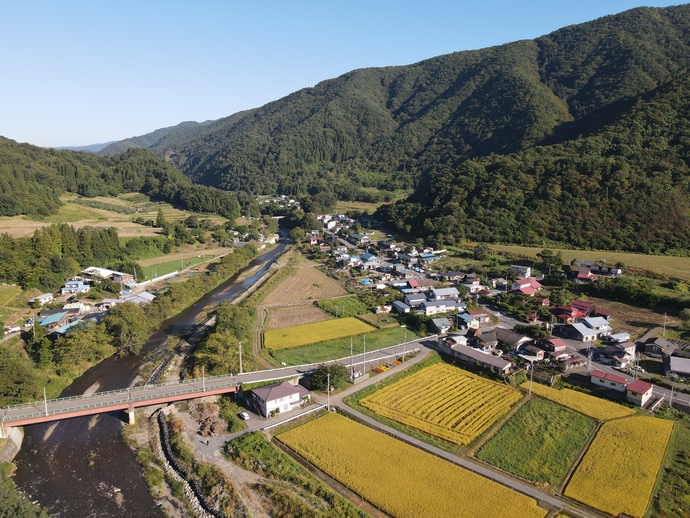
489, 244, 690, 281
316, 296, 369, 317
476, 398, 595, 487
270, 326, 418, 365
264, 317, 376, 351
140, 254, 214, 279
0, 285, 22, 306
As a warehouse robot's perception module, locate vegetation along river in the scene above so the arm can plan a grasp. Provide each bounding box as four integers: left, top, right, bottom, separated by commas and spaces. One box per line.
13, 243, 288, 517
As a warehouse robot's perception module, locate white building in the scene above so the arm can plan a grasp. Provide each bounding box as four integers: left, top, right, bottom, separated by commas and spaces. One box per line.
251, 381, 311, 417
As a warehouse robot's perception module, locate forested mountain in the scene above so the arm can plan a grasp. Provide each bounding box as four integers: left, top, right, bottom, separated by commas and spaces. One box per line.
0, 137, 252, 219
97, 120, 214, 156
150, 4, 690, 251
56, 141, 116, 153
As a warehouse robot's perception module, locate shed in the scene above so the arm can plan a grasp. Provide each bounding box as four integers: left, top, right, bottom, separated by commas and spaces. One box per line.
626, 380, 653, 407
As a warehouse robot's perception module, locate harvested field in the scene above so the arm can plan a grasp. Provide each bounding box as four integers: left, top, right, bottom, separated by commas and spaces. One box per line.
265, 305, 331, 330
490, 244, 690, 281
277, 412, 547, 518
576, 296, 677, 340
262, 260, 347, 305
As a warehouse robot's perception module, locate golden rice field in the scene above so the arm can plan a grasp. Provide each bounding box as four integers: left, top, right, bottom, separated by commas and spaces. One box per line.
520, 382, 636, 421
361, 363, 523, 445
263, 317, 375, 350
278, 413, 547, 518
565, 416, 673, 517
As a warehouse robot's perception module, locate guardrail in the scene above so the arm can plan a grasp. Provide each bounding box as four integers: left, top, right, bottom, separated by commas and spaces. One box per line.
2, 336, 434, 422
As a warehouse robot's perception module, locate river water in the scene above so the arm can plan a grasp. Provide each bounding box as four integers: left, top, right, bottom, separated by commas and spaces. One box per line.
13, 243, 288, 517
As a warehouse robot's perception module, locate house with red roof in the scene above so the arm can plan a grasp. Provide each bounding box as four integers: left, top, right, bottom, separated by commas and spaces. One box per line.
572, 300, 597, 316
510, 278, 543, 296
626, 380, 653, 407
590, 370, 628, 393
550, 305, 586, 324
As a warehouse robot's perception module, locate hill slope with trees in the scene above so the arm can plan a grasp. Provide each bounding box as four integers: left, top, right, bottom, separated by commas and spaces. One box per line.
153, 4, 690, 251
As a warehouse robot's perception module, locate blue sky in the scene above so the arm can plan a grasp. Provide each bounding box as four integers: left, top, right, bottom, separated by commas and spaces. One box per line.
0, 1, 683, 147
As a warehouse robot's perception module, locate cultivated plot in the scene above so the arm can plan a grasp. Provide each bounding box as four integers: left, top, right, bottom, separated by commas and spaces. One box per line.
262, 261, 347, 305
277, 412, 547, 518
265, 305, 331, 329
361, 363, 523, 445
476, 398, 595, 486
263, 318, 375, 350
565, 416, 673, 517
520, 382, 636, 421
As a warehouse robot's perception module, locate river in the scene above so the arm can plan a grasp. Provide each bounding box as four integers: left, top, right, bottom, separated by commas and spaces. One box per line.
13, 243, 288, 517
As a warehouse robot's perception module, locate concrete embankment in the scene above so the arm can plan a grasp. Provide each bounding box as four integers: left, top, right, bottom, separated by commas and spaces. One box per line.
0, 427, 23, 463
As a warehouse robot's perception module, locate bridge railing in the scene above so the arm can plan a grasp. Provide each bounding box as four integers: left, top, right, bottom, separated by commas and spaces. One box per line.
2, 336, 434, 417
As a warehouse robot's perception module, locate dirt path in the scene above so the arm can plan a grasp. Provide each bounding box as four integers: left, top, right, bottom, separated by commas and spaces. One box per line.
252, 306, 275, 370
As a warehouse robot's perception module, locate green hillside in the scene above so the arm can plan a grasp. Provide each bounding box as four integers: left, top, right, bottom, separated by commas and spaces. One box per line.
0, 138, 252, 219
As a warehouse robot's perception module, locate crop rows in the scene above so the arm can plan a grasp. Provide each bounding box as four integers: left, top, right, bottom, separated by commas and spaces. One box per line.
520, 381, 636, 421
277, 412, 547, 518
263, 317, 375, 350
565, 416, 673, 517
360, 363, 522, 445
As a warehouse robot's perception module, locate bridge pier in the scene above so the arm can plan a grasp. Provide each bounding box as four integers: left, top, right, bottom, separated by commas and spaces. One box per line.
128, 404, 135, 426
0, 423, 6, 439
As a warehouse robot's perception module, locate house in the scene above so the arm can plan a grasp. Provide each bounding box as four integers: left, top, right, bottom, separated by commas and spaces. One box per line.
444, 334, 469, 349
439, 271, 466, 283
63, 302, 90, 314
81, 267, 134, 284
510, 278, 543, 296
560, 323, 597, 342
467, 309, 491, 322
664, 356, 690, 378
590, 370, 627, 393
431, 317, 452, 334
37, 311, 71, 330
471, 329, 499, 351
122, 292, 156, 305
599, 345, 633, 368
644, 337, 676, 358
581, 317, 613, 338
571, 300, 597, 317
522, 345, 545, 361
404, 293, 427, 308
349, 233, 371, 246
626, 380, 653, 407
495, 328, 532, 351
361, 253, 379, 264
419, 253, 440, 264
29, 293, 54, 307
429, 287, 460, 301
568, 266, 594, 283
534, 296, 550, 307
251, 380, 311, 417
421, 300, 460, 316
456, 312, 480, 329
61, 280, 90, 295
510, 265, 532, 279
539, 337, 570, 360
392, 301, 411, 314
609, 332, 631, 343
441, 341, 511, 374
550, 305, 586, 324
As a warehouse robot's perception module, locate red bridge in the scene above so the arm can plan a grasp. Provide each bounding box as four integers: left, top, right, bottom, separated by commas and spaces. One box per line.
0, 341, 423, 438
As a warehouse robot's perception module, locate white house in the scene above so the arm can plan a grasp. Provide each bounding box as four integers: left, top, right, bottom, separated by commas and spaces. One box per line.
581, 316, 613, 338
626, 380, 653, 407
429, 287, 460, 300
590, 370, 627, 393
61, 280, 90, 295
510, 265, 532, 278
251, 381, 311, 417
29, 293, 54, 306
561, 322, 597, 342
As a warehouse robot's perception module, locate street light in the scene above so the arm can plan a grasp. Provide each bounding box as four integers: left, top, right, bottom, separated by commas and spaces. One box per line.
528, 360, 535, 396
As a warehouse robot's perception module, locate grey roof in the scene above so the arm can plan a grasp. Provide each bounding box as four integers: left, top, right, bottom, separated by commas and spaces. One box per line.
450, 343, 511, 371
668, 356, 690, 375
431, 287, 460, 298
495, 328, 530, 346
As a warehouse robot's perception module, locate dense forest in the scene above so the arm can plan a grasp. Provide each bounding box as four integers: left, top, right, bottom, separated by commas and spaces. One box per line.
0, 138, 254, 219
136, 4, 690, 252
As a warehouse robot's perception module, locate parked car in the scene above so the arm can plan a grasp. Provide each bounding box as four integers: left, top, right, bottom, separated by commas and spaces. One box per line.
238, 412, 250, 420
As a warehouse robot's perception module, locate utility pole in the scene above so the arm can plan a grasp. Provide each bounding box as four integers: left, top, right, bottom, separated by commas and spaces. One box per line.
238, 341, 243, 375
528, 361, 535, 396
327, 372, 330, 411
363, 335, 366, 378
202, 366, 205, 392
663, 312, 667, 338
43, 387, 48, 417
350, 336, 354, 379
